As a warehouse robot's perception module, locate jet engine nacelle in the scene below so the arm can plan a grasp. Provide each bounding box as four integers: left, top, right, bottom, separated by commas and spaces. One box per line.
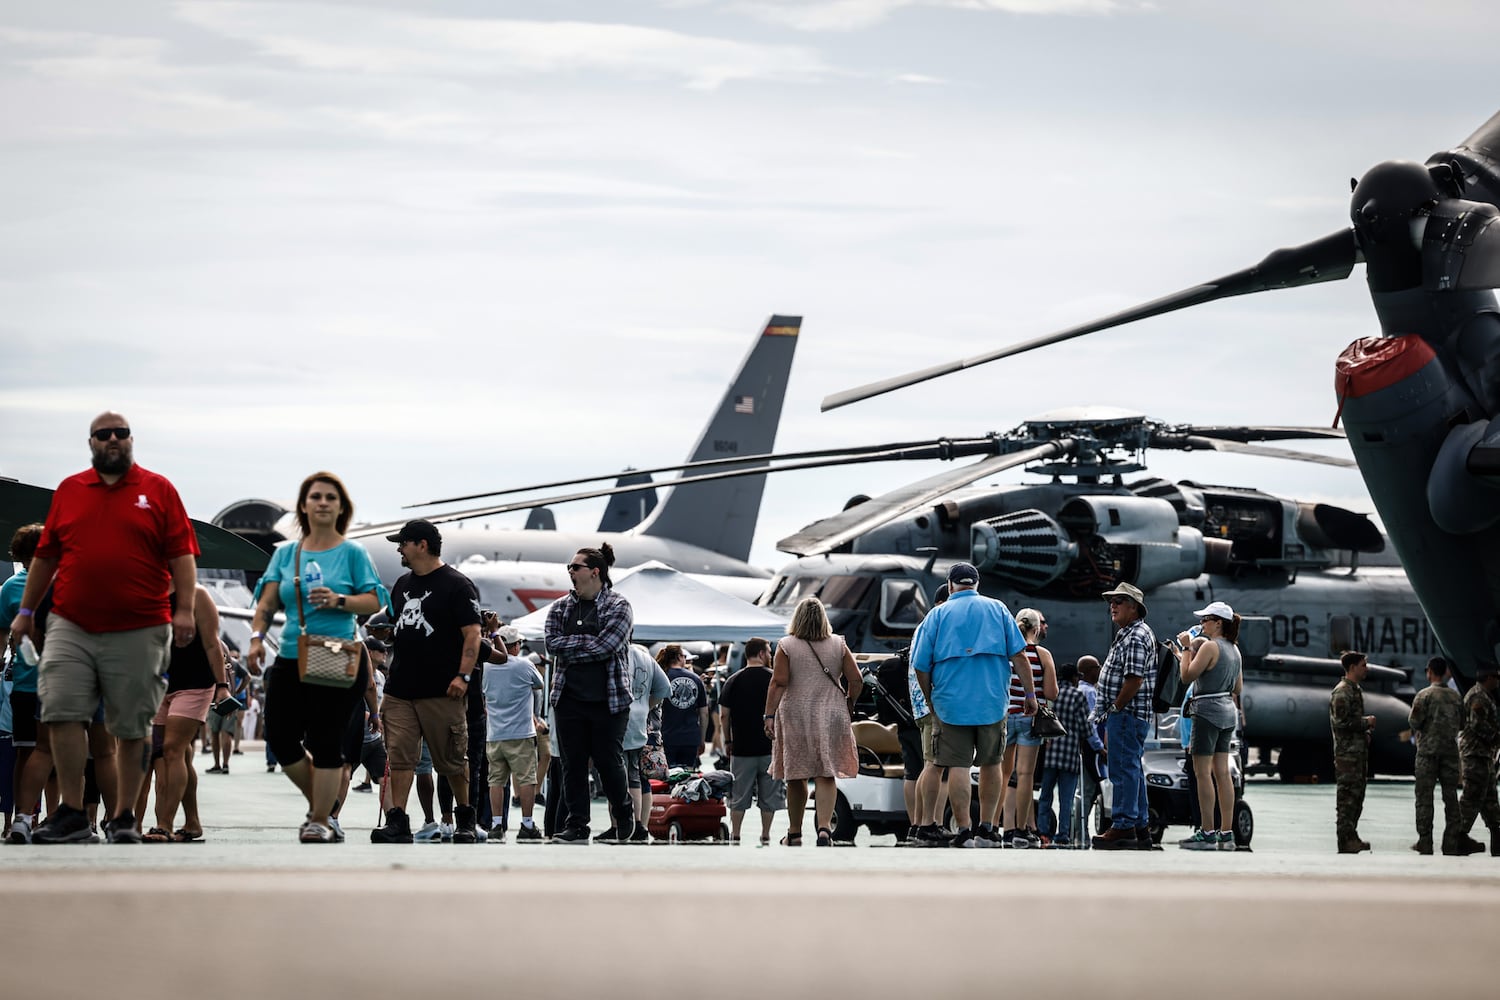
971, 509, 1079, 589
1057, 495, 1209, 591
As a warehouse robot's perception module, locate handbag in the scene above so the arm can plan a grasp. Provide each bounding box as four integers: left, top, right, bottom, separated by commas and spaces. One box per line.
641, 735, 669, 782
806, 637, 855, 718
293, 541, 362, 689
1030, 701, 1068, 740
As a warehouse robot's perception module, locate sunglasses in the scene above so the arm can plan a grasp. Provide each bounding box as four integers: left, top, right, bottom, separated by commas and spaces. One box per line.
1107, 597, 1130, 606
91, 427, 131, 441
565, 563, 590, 573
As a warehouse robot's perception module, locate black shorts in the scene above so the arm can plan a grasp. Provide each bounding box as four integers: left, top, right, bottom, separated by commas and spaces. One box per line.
9, 690, 38, 748
898, 727, 923, 781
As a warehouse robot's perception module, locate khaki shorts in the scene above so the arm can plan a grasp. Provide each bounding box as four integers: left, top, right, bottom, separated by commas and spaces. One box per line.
381, 694, 468, 778
486, 737, 538, 787
932, 717, 1006, 768
153, 686, 214, 726
38, 615, 170, 741
919, 713, 936, 763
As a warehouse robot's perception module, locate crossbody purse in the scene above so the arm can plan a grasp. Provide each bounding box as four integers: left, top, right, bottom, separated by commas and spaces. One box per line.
294, 541, 362, 689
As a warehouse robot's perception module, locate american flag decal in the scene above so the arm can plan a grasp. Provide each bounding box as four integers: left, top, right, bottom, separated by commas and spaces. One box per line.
734, 395, 755, 414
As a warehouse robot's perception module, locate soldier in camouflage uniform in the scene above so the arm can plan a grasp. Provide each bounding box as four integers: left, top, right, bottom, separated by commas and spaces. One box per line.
1451, 663, 1500, 857
1407, 657, 1463, 855
1329, 651, 1375, 853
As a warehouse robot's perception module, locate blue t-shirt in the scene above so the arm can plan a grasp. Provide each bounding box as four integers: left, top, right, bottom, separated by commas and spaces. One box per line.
482, 658, 545, 742
625, 645, 671, 751
909, 589, 1026, 726
1, 571, 35, 692
255, 540, 389, 647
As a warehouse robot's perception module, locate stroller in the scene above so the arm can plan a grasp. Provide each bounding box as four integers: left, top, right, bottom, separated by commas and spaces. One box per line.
646, 768, 732, 843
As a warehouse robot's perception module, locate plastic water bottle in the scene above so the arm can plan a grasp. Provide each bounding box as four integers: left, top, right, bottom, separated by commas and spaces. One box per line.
1188, 624, 1203, 641
305, 560, 323, 595
17, 636, 38, 666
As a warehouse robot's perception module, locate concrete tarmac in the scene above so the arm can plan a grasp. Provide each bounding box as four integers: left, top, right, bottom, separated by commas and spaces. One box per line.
3, 746, 1498, 999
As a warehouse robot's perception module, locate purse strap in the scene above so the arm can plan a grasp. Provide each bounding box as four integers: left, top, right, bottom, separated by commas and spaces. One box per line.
292, 540, 309, 636
806, 637, 845, 694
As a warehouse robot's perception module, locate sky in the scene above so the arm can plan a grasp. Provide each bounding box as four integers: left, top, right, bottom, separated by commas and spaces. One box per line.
3, 0, 1498, 569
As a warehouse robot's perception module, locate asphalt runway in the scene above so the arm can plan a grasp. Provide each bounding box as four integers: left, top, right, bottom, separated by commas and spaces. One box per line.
3, 747, 1498, 999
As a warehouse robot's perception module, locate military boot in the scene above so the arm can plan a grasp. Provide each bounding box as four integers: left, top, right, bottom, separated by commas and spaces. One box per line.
1337, 838, 1370, 854
1455, 835, 1486, 856
1410, 838, 1433, 855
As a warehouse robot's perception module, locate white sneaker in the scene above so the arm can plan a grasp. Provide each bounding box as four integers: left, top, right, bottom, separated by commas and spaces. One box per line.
6, 814, 32, 844
327, 816, 346, 842
474, 825, 488, 842
414, 821, 443, 842
439, 821, 455, 842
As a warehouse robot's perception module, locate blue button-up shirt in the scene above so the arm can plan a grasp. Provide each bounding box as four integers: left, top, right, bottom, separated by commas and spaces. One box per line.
910, 589, 1026, 726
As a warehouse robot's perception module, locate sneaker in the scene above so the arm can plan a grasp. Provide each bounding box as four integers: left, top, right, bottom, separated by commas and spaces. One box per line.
1051, 835, 1071, 848
474, 826, 487, 843
84, 825, 101, 844
267, 764, 277, 773
592, 827, 623, 843
413, 821, 442, 843
452, 806, 477, 844
1133, 827, 1159, 851
1217, 831, 1237, 851
439, 821, 455, 842
371, 808, 414, 844
515, 824, 543, 843
629, 824, 650, 844
1180, 828, 1217, 851
352, 781, 373, 794
1091, 826, 1136, 851
1008, 828, 1031, 849
552, 826, 591, 844
952, 828, 980, 849
6, 814, 32, 845
1026, 828, 1043, 849
205, 766, 224, 774
299, 820, 335, 843
903, 825, 920, 847
103, 812, 143, 844
327, 816, 346, 843
973, 826, 1002, 848
488, 825, 507, 844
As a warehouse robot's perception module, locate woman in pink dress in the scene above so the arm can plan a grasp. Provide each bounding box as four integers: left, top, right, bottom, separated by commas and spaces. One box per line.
765, 597, 863, 846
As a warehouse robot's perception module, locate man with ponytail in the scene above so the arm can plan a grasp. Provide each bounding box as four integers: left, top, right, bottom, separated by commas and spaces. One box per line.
544, 544, 636, 844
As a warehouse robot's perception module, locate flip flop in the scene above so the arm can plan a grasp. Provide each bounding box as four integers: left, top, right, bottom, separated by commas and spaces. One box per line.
142, 827, 172, 843
172, 828, 204, 842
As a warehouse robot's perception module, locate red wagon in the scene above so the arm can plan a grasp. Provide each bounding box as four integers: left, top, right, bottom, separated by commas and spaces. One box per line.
646, 778, 729, 843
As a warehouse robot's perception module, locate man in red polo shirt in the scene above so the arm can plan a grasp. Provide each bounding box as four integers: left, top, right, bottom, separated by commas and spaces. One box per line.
8, 412, 199, 843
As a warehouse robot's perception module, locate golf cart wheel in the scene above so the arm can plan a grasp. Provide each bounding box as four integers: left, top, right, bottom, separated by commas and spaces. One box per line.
1147, 807, 1165, 845
668, 821, 684, 843
831, 791, 858, 842
1232, 800, 1253, 847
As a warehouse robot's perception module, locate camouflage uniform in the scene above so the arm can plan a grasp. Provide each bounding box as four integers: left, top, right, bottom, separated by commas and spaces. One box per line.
1454, 684, 1500, 848
1407, 684, 1462, 852
1329, 677, 1371, 849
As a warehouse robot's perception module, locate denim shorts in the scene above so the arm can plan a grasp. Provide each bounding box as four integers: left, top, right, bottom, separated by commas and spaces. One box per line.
1005, 714, 1042, 748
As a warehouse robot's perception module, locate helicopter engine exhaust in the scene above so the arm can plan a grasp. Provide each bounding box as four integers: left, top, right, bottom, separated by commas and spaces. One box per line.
1057, 496, 1209, 591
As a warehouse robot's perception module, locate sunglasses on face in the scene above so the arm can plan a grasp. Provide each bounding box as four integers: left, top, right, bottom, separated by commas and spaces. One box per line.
1107, 597, 1129, 606
92, 427, 131, 441
565, 563, 590, 573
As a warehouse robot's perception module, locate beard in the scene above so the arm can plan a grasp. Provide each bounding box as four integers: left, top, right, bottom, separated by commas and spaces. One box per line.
91, 445, 132, 475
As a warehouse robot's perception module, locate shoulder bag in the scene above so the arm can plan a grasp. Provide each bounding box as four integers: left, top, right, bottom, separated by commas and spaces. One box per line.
294, 541, 362, 689
806, 637, 855, 718
1030, 701, 1068, 740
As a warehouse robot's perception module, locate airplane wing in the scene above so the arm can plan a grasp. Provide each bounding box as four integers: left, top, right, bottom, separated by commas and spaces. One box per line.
775, 441, 1071, 557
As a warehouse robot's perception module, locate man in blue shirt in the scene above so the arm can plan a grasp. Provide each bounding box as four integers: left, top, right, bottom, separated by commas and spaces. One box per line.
910, 563, 1036, 848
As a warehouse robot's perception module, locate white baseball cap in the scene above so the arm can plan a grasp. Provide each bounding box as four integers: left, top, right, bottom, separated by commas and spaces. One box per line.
1193, 601, 1235, 620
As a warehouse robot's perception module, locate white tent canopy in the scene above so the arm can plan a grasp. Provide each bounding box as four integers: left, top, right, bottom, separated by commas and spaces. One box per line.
510, 561, 788, 644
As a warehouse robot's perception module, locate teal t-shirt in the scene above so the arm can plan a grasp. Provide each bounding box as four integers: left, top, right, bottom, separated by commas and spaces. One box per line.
255, 540, 389, 647
1, 571, 35, 692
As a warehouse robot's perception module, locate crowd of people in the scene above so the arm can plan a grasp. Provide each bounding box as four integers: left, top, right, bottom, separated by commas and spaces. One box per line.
4, 412, 1500, 856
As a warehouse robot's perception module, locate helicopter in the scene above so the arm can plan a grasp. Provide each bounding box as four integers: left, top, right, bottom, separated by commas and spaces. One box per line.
822, 110, 1500, 683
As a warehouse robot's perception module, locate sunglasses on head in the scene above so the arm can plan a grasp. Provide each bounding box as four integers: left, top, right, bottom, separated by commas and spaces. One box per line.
92, 427, 130, 441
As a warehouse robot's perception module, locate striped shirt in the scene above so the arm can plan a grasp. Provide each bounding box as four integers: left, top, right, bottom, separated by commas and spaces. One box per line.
1008, 644, 1048, 714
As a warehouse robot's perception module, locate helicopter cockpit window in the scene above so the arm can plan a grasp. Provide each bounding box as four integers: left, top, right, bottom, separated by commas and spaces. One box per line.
819, 574, 876, 611
771, 576, 824, 609
879, 579, 929, 630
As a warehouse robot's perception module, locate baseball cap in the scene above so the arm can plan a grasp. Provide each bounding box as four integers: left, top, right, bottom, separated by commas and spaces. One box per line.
947, 562, 979, 586
496, 625, 522, 646
385, 519, 442, 546
363, 637, 387, 654
1193, 600, 1235, 621
1100, 582, 1147, 614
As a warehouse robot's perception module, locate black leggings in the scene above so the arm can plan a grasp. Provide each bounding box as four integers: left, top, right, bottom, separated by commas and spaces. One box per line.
264, 658, 369, 770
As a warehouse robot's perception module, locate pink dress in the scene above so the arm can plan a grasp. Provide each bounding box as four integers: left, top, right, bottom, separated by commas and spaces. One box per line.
770, 636, 858, 781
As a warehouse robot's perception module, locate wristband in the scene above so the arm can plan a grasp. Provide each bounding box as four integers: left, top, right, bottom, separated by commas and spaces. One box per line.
250, 631, 265, 641
215, 682, 229, 688
763, 714, 775, 720
17, 608, 33, 617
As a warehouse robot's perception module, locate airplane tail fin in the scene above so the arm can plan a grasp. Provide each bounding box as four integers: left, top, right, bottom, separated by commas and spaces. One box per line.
635, 315, 800, 562
597, 471, 658, 532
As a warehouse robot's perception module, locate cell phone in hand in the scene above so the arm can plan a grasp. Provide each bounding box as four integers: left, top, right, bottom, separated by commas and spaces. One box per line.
212, 694, 244, 718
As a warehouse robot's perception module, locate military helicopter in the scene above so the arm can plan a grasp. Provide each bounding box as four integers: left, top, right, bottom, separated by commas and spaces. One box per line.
434, 404, 1421, 778
823, 110, 1500, 683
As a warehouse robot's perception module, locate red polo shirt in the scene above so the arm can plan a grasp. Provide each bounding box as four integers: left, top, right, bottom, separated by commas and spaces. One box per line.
36, 463, 200, 633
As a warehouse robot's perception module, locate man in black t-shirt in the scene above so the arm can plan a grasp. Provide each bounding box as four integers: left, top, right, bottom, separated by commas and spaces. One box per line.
718, 637, 785, 845
371, 520, 483, 844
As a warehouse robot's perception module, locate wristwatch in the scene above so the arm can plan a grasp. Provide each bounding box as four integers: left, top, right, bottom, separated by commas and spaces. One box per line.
458, 673, 472, 683
336, 595, 346, 609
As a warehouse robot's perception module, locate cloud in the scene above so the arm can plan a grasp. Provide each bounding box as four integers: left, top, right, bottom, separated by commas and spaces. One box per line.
174, 2, 832, 90
728, 0, 1128, 32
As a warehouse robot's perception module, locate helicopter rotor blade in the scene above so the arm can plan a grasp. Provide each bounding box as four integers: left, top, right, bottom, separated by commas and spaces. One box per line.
776, 440, 1072, 557
821, 228, 1359, 412
1177, 435, 1357, 468
1175, 425, 1347, 443
403, 436, 1005, 509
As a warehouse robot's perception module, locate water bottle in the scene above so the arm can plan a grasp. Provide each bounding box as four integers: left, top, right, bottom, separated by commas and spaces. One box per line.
17, 636, 38, 666
1188, 624, 1202, 641
304, 560, 323, 599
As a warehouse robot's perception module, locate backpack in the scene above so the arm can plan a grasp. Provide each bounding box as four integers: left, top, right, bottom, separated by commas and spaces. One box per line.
1152, 640, 1185, 715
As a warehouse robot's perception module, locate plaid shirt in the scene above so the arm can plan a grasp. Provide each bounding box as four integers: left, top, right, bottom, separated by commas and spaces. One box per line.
1041, 682, 1092, 772
543, 585, 634, 714
1096, 617, 1157, 721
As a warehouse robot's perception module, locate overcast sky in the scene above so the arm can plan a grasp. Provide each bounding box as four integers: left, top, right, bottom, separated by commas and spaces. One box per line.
4, 1, 1497, 568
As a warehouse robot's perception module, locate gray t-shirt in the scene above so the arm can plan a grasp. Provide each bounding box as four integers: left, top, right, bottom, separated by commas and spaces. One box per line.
624, 644, 671, 751
1191, 638, 1241, 730
483, 659, 545, 741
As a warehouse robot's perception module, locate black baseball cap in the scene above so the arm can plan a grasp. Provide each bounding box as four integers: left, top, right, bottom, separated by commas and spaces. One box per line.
385, 519, 442, 546
947, 562, 979, 586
